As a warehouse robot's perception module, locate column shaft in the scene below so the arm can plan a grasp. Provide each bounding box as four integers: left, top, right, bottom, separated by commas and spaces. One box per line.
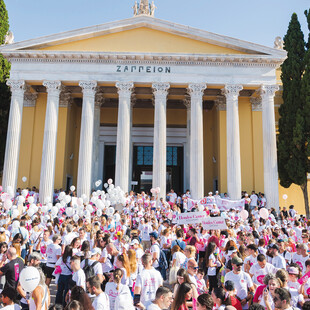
152, 83, 170, 199
260, 85, 280, 210
77, 81, 97, 197
115, 82, 134, 192
188, 83, 206, 199
39, 81, 62, 203
2, 80, 26, 193
222, 85, 243, 200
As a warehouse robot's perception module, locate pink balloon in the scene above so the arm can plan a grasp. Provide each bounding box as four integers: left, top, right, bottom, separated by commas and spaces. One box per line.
259, 208, 269, 220
240, 210, 249, 220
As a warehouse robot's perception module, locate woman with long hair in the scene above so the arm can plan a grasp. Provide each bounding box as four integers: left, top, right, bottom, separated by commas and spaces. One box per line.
205, 242, 222, 292
127, 249, 138, 292
70, 237, 81, 255
105, 268, 134, 310
171, 282, 193, 310
70, 286, 94, 310
65, 300, 84, 310
55, 245, 73, 306
211, 287, 231, 310
197, 293, 214, 310
115, 253, 130, 285
80, 240, 90, 261
171, 245, 186, 268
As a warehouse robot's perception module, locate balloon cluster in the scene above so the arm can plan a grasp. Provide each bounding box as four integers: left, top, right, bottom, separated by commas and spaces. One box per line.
150, 187, 160, 195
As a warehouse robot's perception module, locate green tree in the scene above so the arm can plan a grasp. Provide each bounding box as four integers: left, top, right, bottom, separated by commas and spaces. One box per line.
277, 13, 310, 217
0, 0, 11, 171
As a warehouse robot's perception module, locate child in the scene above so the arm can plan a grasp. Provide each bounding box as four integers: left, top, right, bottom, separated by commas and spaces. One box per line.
196, 268, 207, 294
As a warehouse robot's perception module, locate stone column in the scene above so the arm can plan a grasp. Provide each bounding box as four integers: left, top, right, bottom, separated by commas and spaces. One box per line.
183, 95, 191, 192
222, 84, 243, 200
152, 82, 170, 199
92, 92, 104, 188
115, 82, 134, 192
188, 83, 206, 199
39, 81, 62, 203
77, 81, 97, 197
2, 80, 26, 193
259, 85, 280, 210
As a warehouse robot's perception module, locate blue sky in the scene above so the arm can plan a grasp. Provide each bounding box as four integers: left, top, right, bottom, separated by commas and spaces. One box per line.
4, 0, 310, 48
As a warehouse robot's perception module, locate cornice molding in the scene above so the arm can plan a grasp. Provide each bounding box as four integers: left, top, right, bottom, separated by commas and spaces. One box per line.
3, 51, 283, 68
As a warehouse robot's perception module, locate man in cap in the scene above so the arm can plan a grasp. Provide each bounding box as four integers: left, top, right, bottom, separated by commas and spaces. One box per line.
224, 256, 254, 309
270, 244, 286, 270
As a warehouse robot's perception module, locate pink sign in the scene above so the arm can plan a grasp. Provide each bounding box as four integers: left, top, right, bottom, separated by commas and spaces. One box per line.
298, 271, 310, 284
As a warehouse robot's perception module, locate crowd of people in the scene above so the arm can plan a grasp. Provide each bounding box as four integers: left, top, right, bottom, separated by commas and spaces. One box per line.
0, 184, 308, 310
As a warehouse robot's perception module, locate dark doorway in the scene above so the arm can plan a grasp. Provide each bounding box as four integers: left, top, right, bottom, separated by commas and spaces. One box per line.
103, 145, 116, 182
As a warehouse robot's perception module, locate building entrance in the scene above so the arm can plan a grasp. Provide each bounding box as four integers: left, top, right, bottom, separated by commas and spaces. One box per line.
132, 146, 183, 195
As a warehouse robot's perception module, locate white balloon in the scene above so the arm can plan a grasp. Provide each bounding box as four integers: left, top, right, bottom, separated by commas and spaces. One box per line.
41, 205, 48, 213
58, 192, 65, 201
28, 196, 34, 204
109, 184, 115, 190
107, 179, 113, 185
107, 207, 115, 216
96, 209, 102, 217
19, 267, 40, 292
283, 194, 288, 200
55, 203, 61, 210
47, 203, 53, 210
4, 199, 12, 210
64, 195, 71, 204
77, 198, 83, 206
81, 194, 88, 204
104, 183, 108, 189
60, 200, 66, 207
22, 176, 27, 183
44, 196, 51, 204
70, 185, 75, 192
78, 210, 84, 217
73, 214, 79, 222
12, 220, 20, 229
44, 215, 50, 222
7, 186, 14, 198
27, 209, 35, 217
18, 196, 25, 204
114, 213, 120, 222
84, 210, 91, 218
66, 207, 73, 217
12, 209, 19, 219
21, 189, 28, 198
51, 206, 58, 216
91, 196, 98, 204
86, 205, 93, 213
105, 200, 111, 207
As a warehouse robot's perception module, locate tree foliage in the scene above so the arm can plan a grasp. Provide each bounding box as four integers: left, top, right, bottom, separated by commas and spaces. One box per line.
0, 0, 11, 170
278, 12, 310, 217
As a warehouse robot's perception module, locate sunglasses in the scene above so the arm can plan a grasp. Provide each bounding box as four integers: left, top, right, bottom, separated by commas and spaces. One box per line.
190, 266, 199, 270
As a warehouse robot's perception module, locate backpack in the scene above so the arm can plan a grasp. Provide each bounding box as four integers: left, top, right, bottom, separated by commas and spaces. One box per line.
154, 244, 168, 270
83, 259, 99, 281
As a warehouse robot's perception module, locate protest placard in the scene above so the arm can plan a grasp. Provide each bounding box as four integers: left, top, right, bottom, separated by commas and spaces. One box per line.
177, 211, 207, 225
215, 197, 245, 211
202, 216, 227, 230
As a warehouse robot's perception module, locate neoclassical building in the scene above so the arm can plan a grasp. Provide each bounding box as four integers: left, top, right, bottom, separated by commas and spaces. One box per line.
0, 1, 290, 209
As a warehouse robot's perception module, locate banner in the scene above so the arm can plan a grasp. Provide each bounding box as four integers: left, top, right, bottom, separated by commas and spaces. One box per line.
202, 216, 227, 230
215, 197, 245, 211
177, 211, 207, 225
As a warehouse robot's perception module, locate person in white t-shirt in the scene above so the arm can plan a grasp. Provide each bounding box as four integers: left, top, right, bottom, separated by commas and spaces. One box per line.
87, 275, 110, 310
271, 244, 286, 270
250, 191, 258, 210
167, 189, 177, 206
45, 234, 62, 287
81, 247, 104, 284
134, 253, 163, 308
224, 256, 254, 310
294, 243, 309, 274
149, 232, 160, 269
249, 254, 277, 287
146, 286, 173, 310
70, 255, 86, 290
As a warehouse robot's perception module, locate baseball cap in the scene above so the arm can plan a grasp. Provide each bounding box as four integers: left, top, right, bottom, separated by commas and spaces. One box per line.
149, 231, 158, 239
130, 239, 139, 246
269, 244, 279, 251
228, 249, 237, 256
91, 247, 101, 256
231, 256, 243, 266
287, 267, 299, 275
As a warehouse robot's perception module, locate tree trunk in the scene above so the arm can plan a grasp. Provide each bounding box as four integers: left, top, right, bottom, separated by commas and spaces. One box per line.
301, 182, 310, 218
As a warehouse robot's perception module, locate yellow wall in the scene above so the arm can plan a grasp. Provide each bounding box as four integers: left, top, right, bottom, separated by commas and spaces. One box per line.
39, 27, 248, 55
28, 94, 47, 188
17, 106, 36, 188
101, 108, 118, 125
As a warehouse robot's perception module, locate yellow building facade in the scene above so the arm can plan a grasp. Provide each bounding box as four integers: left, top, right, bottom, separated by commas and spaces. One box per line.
1, 4, 307, 214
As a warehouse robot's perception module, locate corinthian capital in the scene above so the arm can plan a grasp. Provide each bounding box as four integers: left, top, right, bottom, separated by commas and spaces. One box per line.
215, 96, 226, 111
152, 82, 170, 98
24, 92, 38, 107
250, 96, 262, 111
258, 85, 279, 98
7, 80, 25, 94
222, 84, 243, 100
183, 95, 191, 110
187, 83, 206, 98
43, 81, 62, 96
116, 82, 134, 97
59, 91, 72, 108
79, 81, 97, 96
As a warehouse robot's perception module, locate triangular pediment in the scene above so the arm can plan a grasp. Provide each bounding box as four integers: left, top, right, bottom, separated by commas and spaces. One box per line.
0, 16, 286, 59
